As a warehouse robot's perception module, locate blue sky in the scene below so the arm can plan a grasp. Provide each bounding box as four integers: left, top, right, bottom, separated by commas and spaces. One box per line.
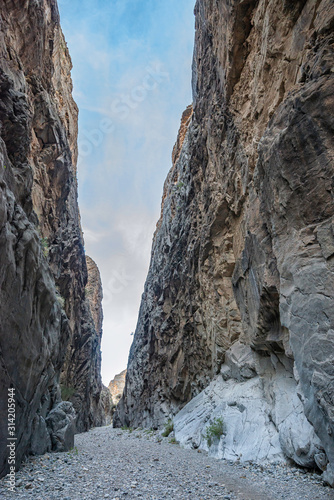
58, 0, 195, 384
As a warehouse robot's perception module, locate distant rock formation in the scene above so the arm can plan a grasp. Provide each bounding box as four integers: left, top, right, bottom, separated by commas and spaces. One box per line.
98, 386, 113, 426
108, 370, 127, 406
115, 0, 334, 486
0, 0, 108, 477
86, 256, 103, 337
83, 256, 112, 427
174, 342, 324, 468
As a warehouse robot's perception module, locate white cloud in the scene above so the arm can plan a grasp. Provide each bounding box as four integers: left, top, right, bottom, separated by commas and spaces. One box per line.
82, 228, 104, 244
59, 0, 195, 382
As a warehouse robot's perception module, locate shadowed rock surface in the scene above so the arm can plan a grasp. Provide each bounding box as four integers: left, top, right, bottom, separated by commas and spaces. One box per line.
115, 0, 334, 485
84, 255, 113, 427
0, 0, 107, 477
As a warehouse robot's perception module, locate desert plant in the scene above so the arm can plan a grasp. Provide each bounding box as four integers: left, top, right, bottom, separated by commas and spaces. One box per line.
60, 384, 75, 401
68, 446, 78, 457
204, 417, 224, 447
40, 236, 49, 258
57, 295, 65, 308
143, 428, 155, 436
55, 285, 65, 309
168, 437, 178, 444
162, 418, 174, 437
121, 425, 133, 433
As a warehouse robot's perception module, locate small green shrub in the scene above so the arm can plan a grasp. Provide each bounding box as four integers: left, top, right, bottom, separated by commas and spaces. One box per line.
121, 425, 133, 433
55, 285, 65, 309
68, 446, 78, 456
168, 437, 178, 444
162, 419, 174, 437
143, 429, 155, 436
57, 295, 65, 308
204, 417, 224, 447
60, 384, 75, 401
40, 237, 49, 258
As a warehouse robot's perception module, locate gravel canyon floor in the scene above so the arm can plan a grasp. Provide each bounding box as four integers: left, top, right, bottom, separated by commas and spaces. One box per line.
0, 426, 333, 500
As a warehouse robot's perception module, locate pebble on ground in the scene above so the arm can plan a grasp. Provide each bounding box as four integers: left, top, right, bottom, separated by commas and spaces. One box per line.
0, 426, 333, 499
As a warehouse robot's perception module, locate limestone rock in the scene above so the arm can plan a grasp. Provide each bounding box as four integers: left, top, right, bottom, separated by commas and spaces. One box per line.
0, 0, 106, 477
174, 342, 324, 468
45, 402, 76, 452
98, 385, 113, 426
62, 254, 112, 430
323, 464, 334, 488
30, 416, 52, 456
86, 256, 103, 337
108, 370, 127, 406
115, 0, 334, 485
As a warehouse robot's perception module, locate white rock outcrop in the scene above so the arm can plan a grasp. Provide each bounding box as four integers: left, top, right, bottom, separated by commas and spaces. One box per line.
174, 342, 324, 467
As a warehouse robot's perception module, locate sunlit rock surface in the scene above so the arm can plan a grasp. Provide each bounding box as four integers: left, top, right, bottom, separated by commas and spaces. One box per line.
174, 342, 324, 468
115, 0, 334, 485
108, 370, 127, 407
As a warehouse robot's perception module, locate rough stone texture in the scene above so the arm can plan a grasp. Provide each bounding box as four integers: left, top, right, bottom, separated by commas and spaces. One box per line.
86, 256, 103, 338
98, 385, 113, 426
75, 255, 112, 428
174, 342, 324, 467
172, 105, 193, 167
85, 256, 113, 425
0, 0, 106, 477
45, 401, 76, 452
108, 369, 127, 406
115, 0, 334, 485
1, 427, 333, 500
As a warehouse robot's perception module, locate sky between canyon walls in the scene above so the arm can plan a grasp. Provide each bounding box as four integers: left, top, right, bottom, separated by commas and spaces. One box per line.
58, 0, 195, 384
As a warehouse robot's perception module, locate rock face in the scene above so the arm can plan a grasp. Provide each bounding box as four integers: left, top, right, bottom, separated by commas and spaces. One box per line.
115, 0, 334, 484
0, 0, 106, 477
60, 253, 108, 432
108, 369, 127, 406
174, 342, 323, 468
86, 256, 103, 337
98, 385, 113, 426
82, 255, 112, 427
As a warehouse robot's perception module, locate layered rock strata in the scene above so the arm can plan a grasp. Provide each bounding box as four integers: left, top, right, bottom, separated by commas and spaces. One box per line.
108, 369, 127, 406
83, 256, 112, 427
98, 386, 113, 426
115, 0, 334, 485
174, 342, 324, 468
0, 0, 106, 477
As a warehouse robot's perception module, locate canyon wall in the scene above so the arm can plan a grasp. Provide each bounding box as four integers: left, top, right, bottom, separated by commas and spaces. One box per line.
0, 0, 108, 477
108, 369, 127, 407
115, 0, 334, 485
83, 256, 113, 428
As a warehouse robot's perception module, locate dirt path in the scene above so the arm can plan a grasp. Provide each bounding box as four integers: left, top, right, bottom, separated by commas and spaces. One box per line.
0, 426, 333, 499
